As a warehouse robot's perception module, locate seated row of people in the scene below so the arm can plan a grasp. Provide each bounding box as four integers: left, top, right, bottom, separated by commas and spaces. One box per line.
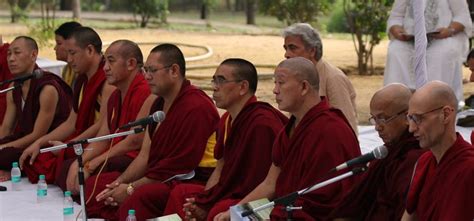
0, 23, 473, 221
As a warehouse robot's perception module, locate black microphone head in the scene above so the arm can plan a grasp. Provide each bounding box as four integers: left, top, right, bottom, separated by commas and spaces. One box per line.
151, 111, 165, 123
33, 69, 43, 79
373, 145, 388, 159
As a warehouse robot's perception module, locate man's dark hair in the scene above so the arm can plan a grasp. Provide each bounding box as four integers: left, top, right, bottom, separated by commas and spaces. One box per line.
468, 49, 474, 62
13, 36, 38, 51
150, 43, 186, 77
54, 21, 82, 40
109, 40, 144, 67
70, 26, 102, 54
221, 58, 258, 94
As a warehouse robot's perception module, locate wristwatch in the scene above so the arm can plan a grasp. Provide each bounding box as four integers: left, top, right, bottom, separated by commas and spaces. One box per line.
126, 183, 135, 195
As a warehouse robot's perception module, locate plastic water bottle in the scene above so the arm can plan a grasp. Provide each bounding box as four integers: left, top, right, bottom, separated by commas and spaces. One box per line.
10, 162, 21, 191
63, 191, 74, 221
37, 174, 47, 203
126, 209, 137, 221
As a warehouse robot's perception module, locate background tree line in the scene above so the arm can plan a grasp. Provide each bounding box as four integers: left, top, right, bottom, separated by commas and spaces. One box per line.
4, 0, 394, 75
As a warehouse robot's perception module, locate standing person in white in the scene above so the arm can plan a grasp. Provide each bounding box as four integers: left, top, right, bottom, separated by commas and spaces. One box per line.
384, 0, 472, 101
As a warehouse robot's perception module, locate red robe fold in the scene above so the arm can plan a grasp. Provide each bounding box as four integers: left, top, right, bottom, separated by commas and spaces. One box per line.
72, 61, 106, 138
0, 43, 12, 124
271, 98, 361, 220
406, 133, 474, 221
54, 73, 150, 191
107, 73, 150, 158
85, 80, 219, 221
24, 62, 106, 184
331, 131, 425, 221
164, 97, 288, 219
0, 69, 72, 171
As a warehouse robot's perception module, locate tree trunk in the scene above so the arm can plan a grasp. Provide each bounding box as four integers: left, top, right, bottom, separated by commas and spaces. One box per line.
226, 0, 232, 11
235, 0, 244, 11
60, 0, 72, 10
200, 3, 208, 20
246, 0, 256, 25
72, 0, 81, 20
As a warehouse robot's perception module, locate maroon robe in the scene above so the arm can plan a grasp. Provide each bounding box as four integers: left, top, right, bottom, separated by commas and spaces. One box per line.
23, 62, 106, 184
85, 80, 219, 221
0, 70, 72, 171
331, 131, 425, 221
164, 96, 288, 220
107, 73, 150, 158
406, 133, 474, 221
0, 43, 12, 124
55, 73, 150, 191
271, 98, 361, 220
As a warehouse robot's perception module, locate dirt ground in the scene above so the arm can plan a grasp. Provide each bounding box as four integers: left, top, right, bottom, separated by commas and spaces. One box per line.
2, 25, 474, 124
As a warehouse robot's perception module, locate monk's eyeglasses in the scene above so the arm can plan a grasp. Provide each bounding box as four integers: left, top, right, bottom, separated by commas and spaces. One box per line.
369, 109, 407, 125
142, 64, 172, 75
211, 76, 242, 87
406, 106, 444, 125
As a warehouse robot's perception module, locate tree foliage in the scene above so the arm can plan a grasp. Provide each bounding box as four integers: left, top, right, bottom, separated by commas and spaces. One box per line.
260, 0, 335, 25
7, 0, 33, 23
132, 0, 169, 28
343, 0, 392, 75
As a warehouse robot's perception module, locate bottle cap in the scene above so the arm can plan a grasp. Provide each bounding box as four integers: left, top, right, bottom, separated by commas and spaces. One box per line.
65, 191, 71, 197
128, 209, 135, 215
12, 162, 18, 167
39, 174, 45, 180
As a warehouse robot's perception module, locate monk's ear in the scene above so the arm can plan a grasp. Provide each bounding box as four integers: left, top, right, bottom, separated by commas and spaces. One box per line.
85, 44, 95, 56
300, 80, 310, 96
126, 58, 137, 71
30, 49, 38, 62
169, 63, 180, 78
239, 80, 250, 96
441, 106, 455, 123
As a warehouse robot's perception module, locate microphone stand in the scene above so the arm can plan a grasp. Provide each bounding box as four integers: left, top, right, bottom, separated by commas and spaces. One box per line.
241, 167, 367, 221
0, 83, 21, 94
40, 127, 145, 221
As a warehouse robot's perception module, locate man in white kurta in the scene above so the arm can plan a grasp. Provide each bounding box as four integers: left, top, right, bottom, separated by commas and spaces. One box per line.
384, 0, 472, 102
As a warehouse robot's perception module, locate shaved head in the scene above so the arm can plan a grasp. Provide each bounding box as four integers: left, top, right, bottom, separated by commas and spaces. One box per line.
411, 81, 458, 110
108, 40, 143, 67
371, 83, 412, 113
370, 83, 412, 144
277, 57, 319, 90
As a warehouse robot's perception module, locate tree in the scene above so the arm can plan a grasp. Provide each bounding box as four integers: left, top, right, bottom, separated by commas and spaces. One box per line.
343, 0, 392, 75
7, 0, 32, 23
72, 0, 81, 20
246, 0, 256, 25
34, 0, 57, 46
200, 0, 216, 20
260, 0, 334, 25
133, 0, 169, 28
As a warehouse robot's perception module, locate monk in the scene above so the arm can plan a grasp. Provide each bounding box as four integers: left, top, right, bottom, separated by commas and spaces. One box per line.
282, 23, 358, 134
85, 43, 219, 221
0, 36, 72, 181
214, 57, 361, 220
55, 39, 151, 194
19, 27, 115, 184
163, 58, 288, 220
53, 21, 82, 87
0, 35, 13, 124
402, 81, 474, 221
331, 83, 425, 221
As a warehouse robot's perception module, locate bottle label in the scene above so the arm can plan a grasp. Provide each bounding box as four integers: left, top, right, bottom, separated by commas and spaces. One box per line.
63, 207, 74, 215
11, 175, 20, 183
37, 188, 47, 197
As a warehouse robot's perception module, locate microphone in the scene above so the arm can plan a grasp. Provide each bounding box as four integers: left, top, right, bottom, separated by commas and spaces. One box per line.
0, 69, 43, 86
332, 145, 388, 172
119, 111, 165, 129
